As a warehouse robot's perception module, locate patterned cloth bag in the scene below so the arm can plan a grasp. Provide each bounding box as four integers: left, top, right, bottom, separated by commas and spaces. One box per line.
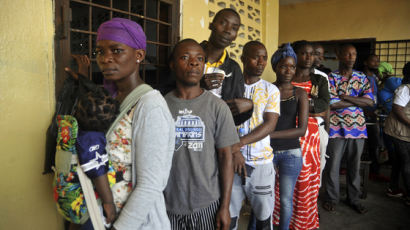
53, 115, 115, 224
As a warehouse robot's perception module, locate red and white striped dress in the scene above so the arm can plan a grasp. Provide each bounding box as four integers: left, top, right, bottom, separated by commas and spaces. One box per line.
273, 81, 320, 230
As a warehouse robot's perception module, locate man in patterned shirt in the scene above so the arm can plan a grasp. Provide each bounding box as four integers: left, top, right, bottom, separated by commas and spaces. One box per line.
323, 44, 374, 214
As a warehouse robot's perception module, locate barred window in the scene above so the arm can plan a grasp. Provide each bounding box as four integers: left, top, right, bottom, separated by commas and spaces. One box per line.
55, 0, 179, 93
374, 40, 410, 78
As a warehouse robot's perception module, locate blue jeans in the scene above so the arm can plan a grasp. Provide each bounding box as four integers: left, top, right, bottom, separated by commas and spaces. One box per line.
247, 149, 302, 230
273, 148, 302, 230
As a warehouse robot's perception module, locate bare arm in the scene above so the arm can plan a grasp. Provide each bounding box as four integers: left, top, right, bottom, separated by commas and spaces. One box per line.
226, 98, 253, 116
392, 104, 410, 127
93, 175, 116, 223
240, 112, 279, 146
216, 146, 234, 230
330, 100, 356, 109
341, 94, 374, 107
270, 89, 308, 139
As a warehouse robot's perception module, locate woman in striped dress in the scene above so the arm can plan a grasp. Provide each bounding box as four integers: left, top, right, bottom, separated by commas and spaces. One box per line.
273, 40, 329, 230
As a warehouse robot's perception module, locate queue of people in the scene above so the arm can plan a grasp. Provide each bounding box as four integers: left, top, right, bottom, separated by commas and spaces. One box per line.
53, 8, 410, 230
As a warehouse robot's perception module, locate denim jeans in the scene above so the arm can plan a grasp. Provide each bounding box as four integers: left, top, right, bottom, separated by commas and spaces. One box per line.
273, 148, 303, 230
229, 163, 275, 230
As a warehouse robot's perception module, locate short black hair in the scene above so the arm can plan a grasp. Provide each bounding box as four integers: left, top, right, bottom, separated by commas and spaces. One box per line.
291, 40, 313, 54
212, 8, 241, 23
312, 42, 324, 49
337, 43, 356, 55
169, 38, 204, 64
242, 40, 266, 57
75, 88, 119, 133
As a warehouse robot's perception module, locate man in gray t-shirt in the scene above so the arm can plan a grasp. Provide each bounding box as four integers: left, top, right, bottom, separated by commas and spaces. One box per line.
164, 39, 238, 230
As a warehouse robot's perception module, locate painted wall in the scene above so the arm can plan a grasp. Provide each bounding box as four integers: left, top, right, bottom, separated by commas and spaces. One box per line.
181, 0, 279, 82
0, 0, 63, 229
279, 0, 410, 44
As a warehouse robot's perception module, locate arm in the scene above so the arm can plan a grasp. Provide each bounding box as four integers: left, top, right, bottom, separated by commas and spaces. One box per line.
239, 112, 279, 147
330, 100, 356, 109
334, 75, 375, 108
270, 89, 308, 139
340, 94, 374, 107
310, 74, 330, 116
215, 146, 234, 230
328, 74, 356, 110
226, 98, 253, 116
113, 105, 174, 229
93, 175, 116, 224
392, 104, 410, 127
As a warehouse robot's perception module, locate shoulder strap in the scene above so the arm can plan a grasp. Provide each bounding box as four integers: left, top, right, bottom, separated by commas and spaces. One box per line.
106, 84, 153, 138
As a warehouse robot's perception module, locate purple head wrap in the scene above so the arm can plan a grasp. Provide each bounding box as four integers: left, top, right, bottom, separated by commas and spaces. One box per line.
271, 43, 297, 69
97, 18, 146, 97
97, 17, 146, 50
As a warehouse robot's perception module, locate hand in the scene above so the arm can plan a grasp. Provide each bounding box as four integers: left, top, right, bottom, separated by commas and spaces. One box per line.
64, 54, 90, 80
103, 202, 117, 224
226, 98, 253, 116
232, 151, 246, 178
215, 207, 231, 230
231, 141, 244, 153
203, 73, 224, 90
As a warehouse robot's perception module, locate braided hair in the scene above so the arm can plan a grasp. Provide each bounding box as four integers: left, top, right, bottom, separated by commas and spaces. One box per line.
75, 87, 119, 133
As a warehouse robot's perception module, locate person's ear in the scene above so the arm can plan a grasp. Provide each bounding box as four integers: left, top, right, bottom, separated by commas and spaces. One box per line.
135, 49, 146, 63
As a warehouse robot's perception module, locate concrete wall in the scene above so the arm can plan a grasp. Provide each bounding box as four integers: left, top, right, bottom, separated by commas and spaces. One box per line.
0, 0, 63, 229
279, 0, 410, 44
181, 0, 279, 82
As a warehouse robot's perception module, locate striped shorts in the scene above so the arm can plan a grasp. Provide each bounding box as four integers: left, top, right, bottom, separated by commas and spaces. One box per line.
167, 200, 219, 230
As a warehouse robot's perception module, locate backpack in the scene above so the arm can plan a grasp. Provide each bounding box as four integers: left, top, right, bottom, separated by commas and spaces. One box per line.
53, 114, 116, 224
378, 77, 402, 113
44, 75, 100, 174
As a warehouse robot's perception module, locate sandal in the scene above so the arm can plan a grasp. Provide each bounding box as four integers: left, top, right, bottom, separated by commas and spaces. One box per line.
322, 201, 335, 212
350, 203, 368, 214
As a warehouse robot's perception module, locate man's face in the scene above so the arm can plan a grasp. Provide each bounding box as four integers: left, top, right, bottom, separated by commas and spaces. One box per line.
296, 45, 314, 69
338, 45, 357, 69
242, 44, 267, 77
171, 41, 205, 87
365, 55, 380, 71
313, 46, 324, 67
209, 11, 240, 49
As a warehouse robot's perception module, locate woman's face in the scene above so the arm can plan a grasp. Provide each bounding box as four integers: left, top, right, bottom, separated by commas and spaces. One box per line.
296, 45, 314, 69
274, 57, 296, 83
95, 40, 142, 82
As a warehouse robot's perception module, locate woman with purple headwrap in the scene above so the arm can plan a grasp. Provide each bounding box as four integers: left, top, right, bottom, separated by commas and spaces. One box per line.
269, 43, 308, 230
86, 18, 175, 230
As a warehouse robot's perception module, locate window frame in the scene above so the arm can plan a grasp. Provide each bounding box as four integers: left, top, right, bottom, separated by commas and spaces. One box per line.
54, 0, 180, 94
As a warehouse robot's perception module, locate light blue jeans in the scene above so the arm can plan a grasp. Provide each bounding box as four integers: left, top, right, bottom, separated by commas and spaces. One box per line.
229, 163, 275, 230
273, 148, 303, 230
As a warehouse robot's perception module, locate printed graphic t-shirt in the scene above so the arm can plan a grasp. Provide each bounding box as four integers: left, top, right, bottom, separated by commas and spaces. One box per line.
241, 79, 280, 166
164, 90, 239, 215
